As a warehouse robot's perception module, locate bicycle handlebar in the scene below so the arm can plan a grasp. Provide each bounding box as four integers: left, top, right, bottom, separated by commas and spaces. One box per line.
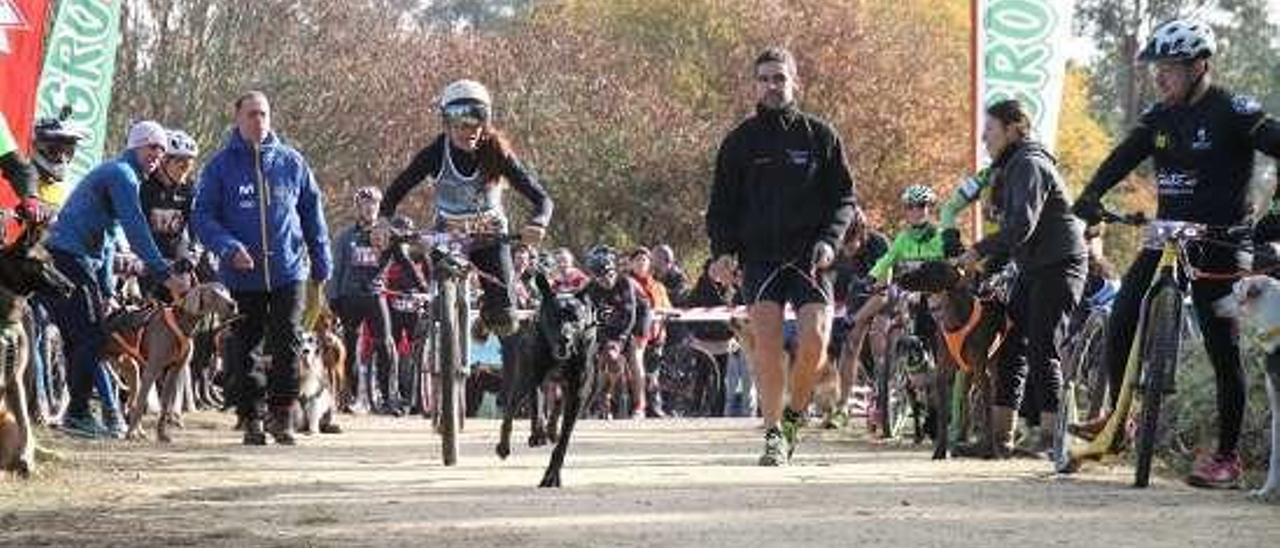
1098, 209, 1148, 226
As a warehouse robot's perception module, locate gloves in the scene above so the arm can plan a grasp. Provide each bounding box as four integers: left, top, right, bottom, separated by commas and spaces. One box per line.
941, 228, 964, 258
16, 196, 47, 224
1071, 193, 1103, 225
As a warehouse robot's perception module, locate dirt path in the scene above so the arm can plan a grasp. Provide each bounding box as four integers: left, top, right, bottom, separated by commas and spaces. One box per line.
1, 413, 1276, 547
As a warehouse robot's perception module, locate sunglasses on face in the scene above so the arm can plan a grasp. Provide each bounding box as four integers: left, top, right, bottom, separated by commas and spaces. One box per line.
442, 102, 489, 126
904, 203, 929, 211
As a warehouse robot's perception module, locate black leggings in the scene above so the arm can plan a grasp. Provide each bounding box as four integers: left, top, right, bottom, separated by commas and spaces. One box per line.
1103, 245, 1245, 454
995, 258, 1085, 413
467, 241, 515, 321
335, 295, 400, 406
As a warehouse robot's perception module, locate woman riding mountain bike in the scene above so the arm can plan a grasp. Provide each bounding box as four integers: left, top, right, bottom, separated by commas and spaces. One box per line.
377, 79, 554, 339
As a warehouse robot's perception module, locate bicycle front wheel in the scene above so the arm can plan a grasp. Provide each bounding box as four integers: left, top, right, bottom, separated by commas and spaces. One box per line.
1134, 282, 1182, 488
875, 333, 895, 439
437, 278, 462, 466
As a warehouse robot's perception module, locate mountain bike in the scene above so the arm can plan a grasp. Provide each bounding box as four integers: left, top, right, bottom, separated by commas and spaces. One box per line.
391, 224, 520, 466
1061, 210, 1246, 487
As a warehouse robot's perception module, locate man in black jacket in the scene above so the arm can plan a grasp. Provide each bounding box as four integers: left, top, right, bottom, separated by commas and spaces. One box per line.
960, 99, 1085, 459
706, 46, 857, 466
1073, 20, 1280, 487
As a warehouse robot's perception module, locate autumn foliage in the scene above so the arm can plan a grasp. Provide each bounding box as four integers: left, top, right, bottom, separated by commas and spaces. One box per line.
111, 0, 987, 258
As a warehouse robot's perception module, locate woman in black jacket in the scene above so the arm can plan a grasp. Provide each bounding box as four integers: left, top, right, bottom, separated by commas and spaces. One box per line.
959, 99, 1086, 459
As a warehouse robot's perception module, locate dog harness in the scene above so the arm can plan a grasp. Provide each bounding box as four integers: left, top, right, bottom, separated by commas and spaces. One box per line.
108, 306, 193, 369
941, 299, 1006, 374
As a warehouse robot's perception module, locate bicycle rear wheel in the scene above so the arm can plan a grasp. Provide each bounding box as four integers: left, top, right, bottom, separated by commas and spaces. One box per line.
437, 278, 462, 466
1134, 282, 1182, 488
1053, 310, 1109, 467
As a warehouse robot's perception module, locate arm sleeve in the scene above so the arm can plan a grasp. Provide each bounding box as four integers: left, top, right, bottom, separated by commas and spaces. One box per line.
1244, 112, 1280, 158
0, 151, 37, 198
504, 155, 553, 227
816, 129, 858, 251
326, 228, 351, 300
706, 133, 744, 258
99, 236, 117, 298
868, 235, 900, 283
974, 158, 1048, 258
939, 172, 988, 230
380, 141, 442, 219
1080, 122, 1155, 200
191, 161, 245, 260
110, 171, 171, 279
296, 161, 332, 281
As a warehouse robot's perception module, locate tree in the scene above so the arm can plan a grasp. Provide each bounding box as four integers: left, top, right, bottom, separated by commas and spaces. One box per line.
108, 0, 975, 258
1075, 0, 1280, 132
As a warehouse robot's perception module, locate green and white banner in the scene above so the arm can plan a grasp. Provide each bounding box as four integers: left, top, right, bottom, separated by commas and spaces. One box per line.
976, 0, 1075, 161
34, 0, 124, 186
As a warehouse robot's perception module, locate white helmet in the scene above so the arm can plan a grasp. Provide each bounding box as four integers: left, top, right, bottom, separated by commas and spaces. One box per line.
1138, 19, 1216, 62
439, 79, 492, 109
166, 130, 199, 159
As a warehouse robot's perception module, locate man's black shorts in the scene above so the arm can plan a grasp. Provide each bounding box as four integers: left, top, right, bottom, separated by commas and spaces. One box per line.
741, 260, 833, 308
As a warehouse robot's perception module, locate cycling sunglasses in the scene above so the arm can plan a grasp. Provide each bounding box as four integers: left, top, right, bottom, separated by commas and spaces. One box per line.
442, 102, 490, 125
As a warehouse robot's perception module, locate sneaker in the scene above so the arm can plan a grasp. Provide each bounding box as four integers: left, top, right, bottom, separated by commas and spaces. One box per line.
1187, 451, 1243, 489
821, 408, 848, 430
267, 406, 297, 446
59, 413, 108, 439
780, 407, 803, 459
242, 418, 267, 446
758, 427, 790, 467
102, 411, 127, 440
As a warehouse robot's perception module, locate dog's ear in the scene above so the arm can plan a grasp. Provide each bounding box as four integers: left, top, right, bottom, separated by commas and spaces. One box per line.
535, 272, 554, 300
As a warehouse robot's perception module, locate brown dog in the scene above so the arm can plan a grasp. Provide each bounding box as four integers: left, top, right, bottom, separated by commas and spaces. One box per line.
313, 308, 346, 409
112, 284, 237, 443
594, 341, 628, 420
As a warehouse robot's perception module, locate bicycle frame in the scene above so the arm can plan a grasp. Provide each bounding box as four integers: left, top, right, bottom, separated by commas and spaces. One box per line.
1067, 221, 1198, 464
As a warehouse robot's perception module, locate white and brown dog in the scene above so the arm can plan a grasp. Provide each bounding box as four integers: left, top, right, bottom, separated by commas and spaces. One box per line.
1214, 275, 1280, 503
295, 333, 341, 435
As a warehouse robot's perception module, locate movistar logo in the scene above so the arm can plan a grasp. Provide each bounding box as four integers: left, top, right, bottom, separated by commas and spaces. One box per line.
0, 0, 30, 55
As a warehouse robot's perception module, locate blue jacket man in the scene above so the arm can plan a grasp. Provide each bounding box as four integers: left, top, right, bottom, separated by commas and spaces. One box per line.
45, 120, 191, 439
192, 91, 332, 445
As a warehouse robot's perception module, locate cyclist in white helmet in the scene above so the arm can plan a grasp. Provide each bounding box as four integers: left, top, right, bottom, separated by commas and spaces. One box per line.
377, 79, 553, 338
142, 129, 201, 264
1074, 19, 1280, 488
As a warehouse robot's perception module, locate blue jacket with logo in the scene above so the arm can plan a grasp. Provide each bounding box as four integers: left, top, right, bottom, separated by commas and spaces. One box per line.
47, 149, 171, 296
192, 129, 331, 292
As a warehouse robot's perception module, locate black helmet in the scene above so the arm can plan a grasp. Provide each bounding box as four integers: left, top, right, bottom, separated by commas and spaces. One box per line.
32, 109, 87, 181
584, 245, 618, 277
34, 105, 87, 145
